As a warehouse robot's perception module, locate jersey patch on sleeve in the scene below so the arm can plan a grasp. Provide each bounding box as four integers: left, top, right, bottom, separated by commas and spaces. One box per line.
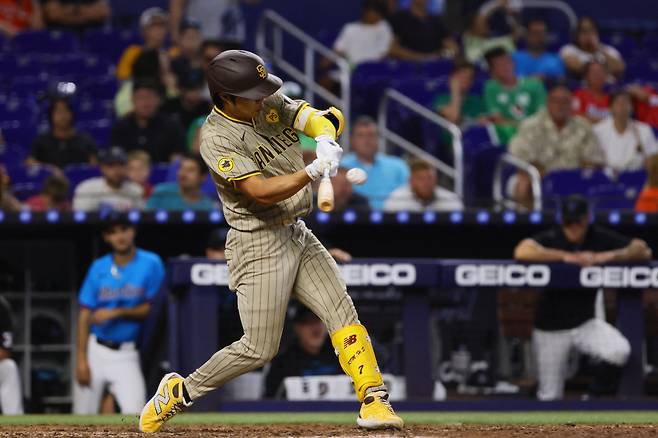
217, 157, 235, 173
266, 108, 280, 124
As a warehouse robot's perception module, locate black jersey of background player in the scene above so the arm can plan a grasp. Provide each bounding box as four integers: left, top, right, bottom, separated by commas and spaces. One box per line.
530, 225, 631, 331
0, 296, 13, 351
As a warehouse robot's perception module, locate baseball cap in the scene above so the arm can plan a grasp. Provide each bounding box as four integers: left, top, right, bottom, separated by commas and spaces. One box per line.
140, 7, 167, 28
101, 211, 133, 232
560, 195, 590, 224
99, 147, 127, 165
288, 303, 319, 324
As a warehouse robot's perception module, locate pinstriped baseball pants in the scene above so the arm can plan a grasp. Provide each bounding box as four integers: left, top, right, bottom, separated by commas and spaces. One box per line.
184, 219, 359, 400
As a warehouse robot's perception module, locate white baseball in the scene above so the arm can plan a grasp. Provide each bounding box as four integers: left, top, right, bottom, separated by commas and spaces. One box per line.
346, 168, 367, 185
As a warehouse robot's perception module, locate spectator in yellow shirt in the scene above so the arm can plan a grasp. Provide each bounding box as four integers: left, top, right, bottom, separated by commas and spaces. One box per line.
116, 7, 170, 80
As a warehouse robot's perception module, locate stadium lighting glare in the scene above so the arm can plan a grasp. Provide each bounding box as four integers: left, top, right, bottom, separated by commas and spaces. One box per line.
449, 211, 463, 224
0, 211, 4, 222
343, 210, 357, 223
73, 210, 86, 222
155, 210, 168, 223
422, 211, 436, 224
316, 211, 330, 223
209, 210, 223, 223
396, 211, 410, 223
369, 211, 383, 223
46, 210, 59, 223
128, 210, 141, 223
635, 213, 647, 225
19, 210, 31, 223
608, 211, 621, 225
502, 211, 516, 224
529, 211, 542, 224
182, 210, 196, 223
476, 211, 489, 224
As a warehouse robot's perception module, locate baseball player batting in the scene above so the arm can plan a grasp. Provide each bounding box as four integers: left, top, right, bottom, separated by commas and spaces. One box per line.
139, 50, 403, 432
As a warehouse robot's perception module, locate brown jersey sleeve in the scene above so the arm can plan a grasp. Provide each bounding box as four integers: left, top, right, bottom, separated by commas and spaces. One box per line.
200, 134, 262, 184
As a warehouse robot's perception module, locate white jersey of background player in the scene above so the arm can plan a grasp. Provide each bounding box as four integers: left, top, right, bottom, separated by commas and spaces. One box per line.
0, 296, 23, 415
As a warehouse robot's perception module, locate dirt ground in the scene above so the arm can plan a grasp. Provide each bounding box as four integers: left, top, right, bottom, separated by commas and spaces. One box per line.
0, 424, 657, 437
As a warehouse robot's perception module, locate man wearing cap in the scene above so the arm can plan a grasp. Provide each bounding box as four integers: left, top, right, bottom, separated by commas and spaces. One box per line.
514, 195, 652, 400
72, 147, 144, 212
74, 214, 165, 414
117, 7, 170, 81
139, 49, 403, 432
42, 0, 109, 32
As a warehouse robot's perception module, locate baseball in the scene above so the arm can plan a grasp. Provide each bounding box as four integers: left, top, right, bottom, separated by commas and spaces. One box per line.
346, 168, 367, 185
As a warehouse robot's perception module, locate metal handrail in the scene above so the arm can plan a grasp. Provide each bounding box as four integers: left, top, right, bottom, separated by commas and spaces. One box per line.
378, 88, 463, 199
493, 153, 542, 211
479, 0, 578, 31
256, 10, 352, 143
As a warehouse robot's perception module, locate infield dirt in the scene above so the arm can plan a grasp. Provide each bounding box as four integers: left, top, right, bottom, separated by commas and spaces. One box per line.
1, 424, 657, 437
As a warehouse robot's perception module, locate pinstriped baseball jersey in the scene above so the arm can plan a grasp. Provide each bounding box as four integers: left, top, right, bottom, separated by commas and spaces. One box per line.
199, 92, 311, 231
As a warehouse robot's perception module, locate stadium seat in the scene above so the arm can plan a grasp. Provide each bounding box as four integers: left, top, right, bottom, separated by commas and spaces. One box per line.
0, 143, 28, 167
10, 30, 78, 54
6, 165, 53, 187
618, 170, 647, 195
542, 169, 612, 208
0, 98, 38, 125
11, 182, 41, 201
83, 28, 140, 64
78, 119, 113, 148
149, 163, 172, 185
75, 100, 114, 123
9, 75, 51, 97
79, 75, 118, 100
64, 164, 101, 194
588, 183, 637, 211
1, 123, 37, 147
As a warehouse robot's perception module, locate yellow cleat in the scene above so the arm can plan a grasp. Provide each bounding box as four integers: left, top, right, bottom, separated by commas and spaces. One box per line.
139, 372, 191, 433
356, 390, 404, 430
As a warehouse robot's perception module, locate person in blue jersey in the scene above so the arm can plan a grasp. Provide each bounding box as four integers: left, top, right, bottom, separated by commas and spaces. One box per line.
73, 213, 165, 414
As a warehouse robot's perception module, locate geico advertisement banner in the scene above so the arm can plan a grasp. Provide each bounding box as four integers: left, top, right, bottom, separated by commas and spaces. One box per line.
190, 263, 417, 287
454, 264, 658, 288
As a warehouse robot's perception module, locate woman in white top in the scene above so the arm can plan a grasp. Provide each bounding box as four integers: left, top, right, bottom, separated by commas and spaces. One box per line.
560, 17, 625, 79
594, 91, 658, 173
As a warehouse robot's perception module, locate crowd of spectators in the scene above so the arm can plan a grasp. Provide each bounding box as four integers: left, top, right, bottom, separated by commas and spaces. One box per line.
3, 0, 658, 215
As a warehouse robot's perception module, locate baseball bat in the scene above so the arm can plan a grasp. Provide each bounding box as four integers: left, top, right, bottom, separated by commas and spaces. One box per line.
317, 168, 334, 212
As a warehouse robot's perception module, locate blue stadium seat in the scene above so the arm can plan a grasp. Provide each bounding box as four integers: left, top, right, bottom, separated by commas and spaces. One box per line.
79, 75, 118, 100
83, 28, 140, 64
10, 30, 78, 54
10, 75, 51, 97
588, 183, 637, 211
63, 164, 101, 193
618, 169, 647, 195
1, 123, 37, 147
0, 143, 28, 167
149, 163, 172, 184
6, 164, 53, 187
75, 99, 114, 123
0, 97, 38, 125
542, 169, 612, 208
11, 182, 41, 201
78, 119, 112, 148
463, 125, 495, 150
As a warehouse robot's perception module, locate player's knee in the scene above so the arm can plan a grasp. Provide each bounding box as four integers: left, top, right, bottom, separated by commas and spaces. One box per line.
605, 336, 631, 366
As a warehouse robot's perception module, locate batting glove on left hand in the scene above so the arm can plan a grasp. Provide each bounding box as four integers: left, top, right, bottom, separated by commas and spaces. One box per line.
315, 135, 342, 177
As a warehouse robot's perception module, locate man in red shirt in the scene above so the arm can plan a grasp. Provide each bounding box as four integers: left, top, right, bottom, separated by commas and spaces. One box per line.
573, 62, 610, 124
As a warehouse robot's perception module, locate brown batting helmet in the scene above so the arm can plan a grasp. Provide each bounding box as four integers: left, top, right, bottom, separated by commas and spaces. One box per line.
206, 50, 282, 100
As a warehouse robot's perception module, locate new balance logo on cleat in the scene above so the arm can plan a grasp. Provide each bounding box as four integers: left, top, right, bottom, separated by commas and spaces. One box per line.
343, 334, 357, 348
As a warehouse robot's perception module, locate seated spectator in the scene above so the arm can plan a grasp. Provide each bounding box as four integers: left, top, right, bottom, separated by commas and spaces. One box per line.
169, 0, 247, 46
628, 84, 658, 129
462, 0, 520, 65
41, 0, 108, 31
73, 147, 144, 211
146, 153, 214, 211
0, 0, 43, 37
388, 0, 458, 61
205, 228, 227, 260
433, 59, 486, 126
384, 158, 463, 212
573, 62, 610, 124
635, 155, 658, 213
330, 167, 370, 212
264, 305, 341, 399
201, 39, 225, 66
340, 116, 410, 210
332, 0, 392, 67
0, 165, 21, 211
111, 80, 186, 162
171, 22, 204, 86
163, 75, 211, 132
512, 18, 565, 80
25, 174, 70, 211
126, 150, 153, 198
509, 82, 603, 208
28, 98, 97, 169
595, 91, 658, 173
484, 47, 546, 144
117, 7, 169, 81
514, 195, 649, 400
115, 47, 180, 118
559, 17, 624, 80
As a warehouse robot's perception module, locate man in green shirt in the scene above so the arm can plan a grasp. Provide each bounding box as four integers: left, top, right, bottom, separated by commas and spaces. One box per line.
484, 47, 546, 144
433, 60, 487, 127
